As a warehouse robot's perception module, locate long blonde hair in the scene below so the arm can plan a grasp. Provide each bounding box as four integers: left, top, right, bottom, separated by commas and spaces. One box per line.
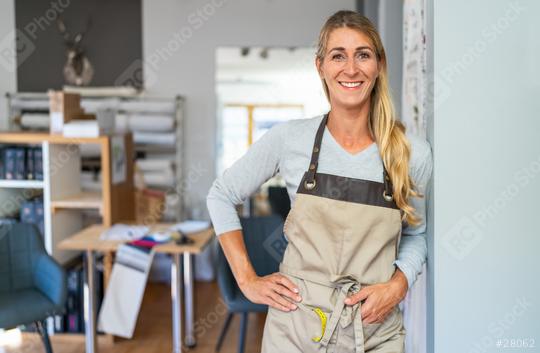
316, 10, 423, 226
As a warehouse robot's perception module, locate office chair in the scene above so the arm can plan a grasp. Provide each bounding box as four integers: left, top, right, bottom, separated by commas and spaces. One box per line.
215, 215, 286, 353
0, 223, 67, 353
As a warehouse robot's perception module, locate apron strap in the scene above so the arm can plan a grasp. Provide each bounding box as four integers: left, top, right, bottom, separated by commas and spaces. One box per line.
383, 167, 394, 201
318, 281, 363, 347
304, 112, 328, 189
304, 112, 395, 203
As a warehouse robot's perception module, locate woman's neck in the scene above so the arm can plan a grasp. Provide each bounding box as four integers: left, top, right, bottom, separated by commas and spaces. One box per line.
327, 102, 374, 153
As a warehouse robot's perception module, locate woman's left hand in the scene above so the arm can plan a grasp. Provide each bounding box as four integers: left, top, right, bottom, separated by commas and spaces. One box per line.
344, 270, 408, 324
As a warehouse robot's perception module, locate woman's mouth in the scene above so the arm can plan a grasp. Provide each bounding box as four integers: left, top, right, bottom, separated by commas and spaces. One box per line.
338, 81, 364, 90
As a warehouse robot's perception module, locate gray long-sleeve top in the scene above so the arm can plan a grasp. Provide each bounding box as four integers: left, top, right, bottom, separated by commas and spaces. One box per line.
206, 114, 433, 289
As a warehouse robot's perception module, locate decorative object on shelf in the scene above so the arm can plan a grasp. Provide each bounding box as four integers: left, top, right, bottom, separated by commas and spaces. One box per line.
56, 16, 94, 86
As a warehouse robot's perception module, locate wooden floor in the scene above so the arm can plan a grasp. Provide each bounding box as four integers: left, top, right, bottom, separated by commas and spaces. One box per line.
6, 281, 267, 353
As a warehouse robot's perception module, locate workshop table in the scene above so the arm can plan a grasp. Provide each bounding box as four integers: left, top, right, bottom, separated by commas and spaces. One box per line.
58, 223, 214, 353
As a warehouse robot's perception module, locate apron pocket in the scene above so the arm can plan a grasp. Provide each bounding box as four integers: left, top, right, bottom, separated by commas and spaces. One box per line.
298, 303, 336, 345
362, 305, 401, 339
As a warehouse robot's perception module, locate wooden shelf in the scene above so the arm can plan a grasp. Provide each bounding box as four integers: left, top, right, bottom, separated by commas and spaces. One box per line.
51, 191, 102, 212
0, 132, 108, 145
0, 179, 44, 188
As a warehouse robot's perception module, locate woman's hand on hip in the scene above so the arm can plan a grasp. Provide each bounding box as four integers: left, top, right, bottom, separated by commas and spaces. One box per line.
343, 277, 407, 324
239, 272, 303, 312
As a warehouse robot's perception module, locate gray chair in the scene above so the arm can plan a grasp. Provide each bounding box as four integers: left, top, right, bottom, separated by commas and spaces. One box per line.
215, 215, 286, 353
0, 223, 67, 353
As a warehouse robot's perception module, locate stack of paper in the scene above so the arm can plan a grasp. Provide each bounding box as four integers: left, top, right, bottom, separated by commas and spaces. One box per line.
63, 120, 100, 138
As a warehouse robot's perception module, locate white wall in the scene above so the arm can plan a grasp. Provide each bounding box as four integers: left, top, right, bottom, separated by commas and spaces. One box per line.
142, 0, 357, 216
378, 0, 403, 117
0, 0, 17, 129
425, 0, 435, 352
434, 0, 540, 352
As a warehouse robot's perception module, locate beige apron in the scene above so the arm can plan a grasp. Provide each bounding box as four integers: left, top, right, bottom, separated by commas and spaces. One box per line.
261, 113, 406, 353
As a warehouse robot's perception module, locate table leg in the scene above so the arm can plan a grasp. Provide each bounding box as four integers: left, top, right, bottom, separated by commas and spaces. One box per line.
183, 253, 196, 347
171, 253, 183, 353
83, 249, 98, 353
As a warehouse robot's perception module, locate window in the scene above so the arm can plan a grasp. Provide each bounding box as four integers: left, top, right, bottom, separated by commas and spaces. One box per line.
219, 104, 304, 174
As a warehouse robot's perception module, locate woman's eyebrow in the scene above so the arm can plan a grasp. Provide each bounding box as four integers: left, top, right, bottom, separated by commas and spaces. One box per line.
328, 46, 374, 52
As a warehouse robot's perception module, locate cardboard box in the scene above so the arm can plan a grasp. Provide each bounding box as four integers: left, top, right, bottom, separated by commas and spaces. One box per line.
48, 90, 84, 134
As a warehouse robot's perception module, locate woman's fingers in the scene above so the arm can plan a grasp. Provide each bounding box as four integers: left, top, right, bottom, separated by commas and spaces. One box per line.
270, 282, 302, 303
268, 291, 296, 311
344, 292, 361, 305
274, 274, 299, 294
345, 288, 369, 305
253, 273, 302, 312
362, 310, 388, 324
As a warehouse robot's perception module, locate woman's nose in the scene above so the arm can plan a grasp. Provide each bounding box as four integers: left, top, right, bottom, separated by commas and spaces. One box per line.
344, 58, 358, 76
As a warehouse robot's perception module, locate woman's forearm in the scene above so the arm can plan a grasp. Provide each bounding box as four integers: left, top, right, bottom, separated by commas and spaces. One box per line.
218, 229, 258, 287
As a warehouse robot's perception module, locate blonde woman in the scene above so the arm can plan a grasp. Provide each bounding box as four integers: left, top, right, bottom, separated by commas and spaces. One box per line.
207, 10, 433, 353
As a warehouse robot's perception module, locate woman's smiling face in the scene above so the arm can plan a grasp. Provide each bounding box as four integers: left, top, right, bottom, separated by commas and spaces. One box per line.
317, 27, 381, 110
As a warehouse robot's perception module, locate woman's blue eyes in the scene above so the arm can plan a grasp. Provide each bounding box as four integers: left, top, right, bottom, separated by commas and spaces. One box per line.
331, 52, 370, 60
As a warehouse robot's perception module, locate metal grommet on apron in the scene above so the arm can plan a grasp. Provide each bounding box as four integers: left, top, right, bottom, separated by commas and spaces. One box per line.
261, 113, 406, 353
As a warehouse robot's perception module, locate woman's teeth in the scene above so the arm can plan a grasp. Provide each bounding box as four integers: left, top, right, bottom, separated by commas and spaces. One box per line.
339, 81, 362, 88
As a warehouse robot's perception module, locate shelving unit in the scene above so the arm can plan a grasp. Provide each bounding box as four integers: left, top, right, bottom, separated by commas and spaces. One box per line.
51, 191, 102, 212
6, 92, 186, 221
0, 179, 44, 188
3, 92, 186, 342
0, 132, 135, 265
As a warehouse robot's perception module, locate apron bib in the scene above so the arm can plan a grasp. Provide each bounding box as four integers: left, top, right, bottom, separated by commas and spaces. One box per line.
261, 113, 406, 353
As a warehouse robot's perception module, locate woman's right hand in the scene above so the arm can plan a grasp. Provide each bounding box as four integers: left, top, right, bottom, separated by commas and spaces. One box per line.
239, 272, 303, 312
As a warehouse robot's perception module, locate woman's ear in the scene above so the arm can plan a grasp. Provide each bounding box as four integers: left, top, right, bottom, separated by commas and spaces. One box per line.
376, 58, 385, 77
315, 57, 323, 79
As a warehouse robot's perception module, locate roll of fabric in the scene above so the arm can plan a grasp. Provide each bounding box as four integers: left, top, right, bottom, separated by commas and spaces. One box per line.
136, 159, 174, 172
133, 132, 176, 146
115, 113, 129, 132
64, 85, 139, 97
128, 114, 174, 132
20, 114, 50, 129
144, 152, 176, 161
143, 169, 175, 187
80, 144, 101, 158
10, 98, 49, 110
80, 98, 120, 113
119, 101, 176, 114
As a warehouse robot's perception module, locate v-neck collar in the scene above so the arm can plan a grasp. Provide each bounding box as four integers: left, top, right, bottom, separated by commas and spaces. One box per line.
323, 123, 377, 158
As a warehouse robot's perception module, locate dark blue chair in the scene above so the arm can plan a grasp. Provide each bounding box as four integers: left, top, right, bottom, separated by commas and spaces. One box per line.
0, 223, 67, 353
267, 186, 291, 221
215, 215, 286, 353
